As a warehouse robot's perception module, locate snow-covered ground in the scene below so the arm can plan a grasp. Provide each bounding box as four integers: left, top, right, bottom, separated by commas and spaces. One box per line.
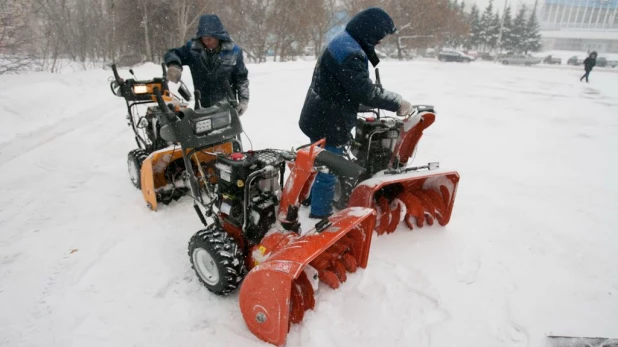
1, 59, 617, 347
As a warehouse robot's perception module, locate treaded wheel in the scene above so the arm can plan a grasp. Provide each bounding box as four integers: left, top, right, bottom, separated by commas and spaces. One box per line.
188, 226, 246, 296
127, 149, 148, 189
333, 176, 357, 211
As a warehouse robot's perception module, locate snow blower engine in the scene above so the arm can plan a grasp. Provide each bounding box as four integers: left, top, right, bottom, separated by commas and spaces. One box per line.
213, 150, 288, 245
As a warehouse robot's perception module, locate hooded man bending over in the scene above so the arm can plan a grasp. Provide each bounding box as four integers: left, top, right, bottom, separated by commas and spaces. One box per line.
298, 7, 413, 219
164, 14, 250, 115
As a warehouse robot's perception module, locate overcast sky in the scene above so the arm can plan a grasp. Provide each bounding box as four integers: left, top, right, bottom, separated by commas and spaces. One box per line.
463, 0, 538, 11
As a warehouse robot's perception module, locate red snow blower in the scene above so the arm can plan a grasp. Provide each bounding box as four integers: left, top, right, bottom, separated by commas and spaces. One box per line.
327, 68, 460, 236
146, 87, 375, 345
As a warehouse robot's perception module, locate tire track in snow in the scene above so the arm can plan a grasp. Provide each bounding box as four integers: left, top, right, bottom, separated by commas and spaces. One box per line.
19, 250, 76, 347
73, 239, 120, 289
0, 100, 119, 168
0, 100, 121, 249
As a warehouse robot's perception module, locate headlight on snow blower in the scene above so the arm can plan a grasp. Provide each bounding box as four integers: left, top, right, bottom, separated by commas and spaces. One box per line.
192, 111, 231, 135
132, 85, 149, 94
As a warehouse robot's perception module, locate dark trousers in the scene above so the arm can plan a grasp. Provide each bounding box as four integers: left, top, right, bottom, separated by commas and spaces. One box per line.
580, 70, 591, 82
308, 138, 346, 217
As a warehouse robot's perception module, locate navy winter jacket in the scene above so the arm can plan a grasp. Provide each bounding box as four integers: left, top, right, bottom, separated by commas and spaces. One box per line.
299, 7, 403, 146
584, 56, 596, 72
164, 15, 249, 108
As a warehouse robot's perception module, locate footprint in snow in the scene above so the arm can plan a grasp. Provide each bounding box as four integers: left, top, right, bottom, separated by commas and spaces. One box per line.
456, 247, 481, 285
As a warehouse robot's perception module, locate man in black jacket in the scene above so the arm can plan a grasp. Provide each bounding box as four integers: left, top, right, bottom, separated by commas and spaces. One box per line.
580, 51, 597, 83
298, 7, 412, 219
164, 15, 250, 114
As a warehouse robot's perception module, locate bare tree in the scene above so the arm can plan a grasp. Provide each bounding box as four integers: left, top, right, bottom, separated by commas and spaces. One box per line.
0, 0, 38, 74
3, 0, 474, 73
135, 0, 153, 60
268, 0, 313, 61
306, 0, 338, 57
174, 0, 216, 43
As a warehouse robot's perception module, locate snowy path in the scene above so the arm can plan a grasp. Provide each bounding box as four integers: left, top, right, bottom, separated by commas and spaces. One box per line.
1, 60, 617, 347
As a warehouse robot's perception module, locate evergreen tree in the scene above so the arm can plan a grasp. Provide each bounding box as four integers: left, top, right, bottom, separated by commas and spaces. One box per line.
511, 5, 528, 53
479, 0, 494, 51
489, 12, 501, 50
500, 5, 515, 52
524, 10, 542, 53
466, 4, 481, 50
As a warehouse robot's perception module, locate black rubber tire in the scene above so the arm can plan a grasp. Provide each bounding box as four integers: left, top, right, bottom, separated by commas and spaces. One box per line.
188, 226, 246, 296
127, 149, 148, 189
332, 176, 357, 211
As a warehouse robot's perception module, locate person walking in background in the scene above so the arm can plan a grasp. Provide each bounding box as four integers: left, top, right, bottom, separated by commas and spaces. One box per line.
580, 51, 597, 83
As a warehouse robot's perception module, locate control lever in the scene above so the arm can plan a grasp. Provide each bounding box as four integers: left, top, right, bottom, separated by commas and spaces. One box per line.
177, 81, 192, 101
153, 87, 177, 124
223, 80, 239, 108
194, 90, 202, 109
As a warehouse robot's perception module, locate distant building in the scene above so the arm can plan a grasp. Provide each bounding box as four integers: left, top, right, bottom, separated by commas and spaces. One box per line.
540, 0, 618, 52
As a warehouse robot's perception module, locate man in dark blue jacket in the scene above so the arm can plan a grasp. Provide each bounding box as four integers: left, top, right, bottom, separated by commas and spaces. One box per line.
299, 7, 412, 219
164, 15, 250, 114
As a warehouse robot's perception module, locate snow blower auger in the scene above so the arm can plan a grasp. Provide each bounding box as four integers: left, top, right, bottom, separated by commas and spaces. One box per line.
109, 63, 243, 209
330, 68, 460, 236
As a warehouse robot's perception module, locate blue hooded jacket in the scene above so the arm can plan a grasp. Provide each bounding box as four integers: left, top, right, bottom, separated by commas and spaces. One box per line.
164, 15, 249, 108
298, 7, 402, 146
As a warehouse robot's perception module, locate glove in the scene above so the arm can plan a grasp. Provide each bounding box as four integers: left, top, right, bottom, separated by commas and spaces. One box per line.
166, 64, 182, 83
397, 99, 412, 117
236, 100, 249, 116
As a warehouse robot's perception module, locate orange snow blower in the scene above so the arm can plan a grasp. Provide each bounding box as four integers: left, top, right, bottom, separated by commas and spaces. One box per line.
327, 69, 460, 236
109, 64, 243, 210
144, 87, 374, 345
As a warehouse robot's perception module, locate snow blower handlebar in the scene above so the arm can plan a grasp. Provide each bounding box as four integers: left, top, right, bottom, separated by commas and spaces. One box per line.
152, 87, 178, 124
109, 63, 192, 104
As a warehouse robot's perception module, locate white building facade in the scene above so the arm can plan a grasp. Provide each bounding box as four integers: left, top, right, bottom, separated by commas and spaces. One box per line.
540, 0, 618, 52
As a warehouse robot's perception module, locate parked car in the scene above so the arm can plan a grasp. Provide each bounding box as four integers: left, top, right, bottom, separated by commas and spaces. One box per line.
596, 57, 618, 68
465, 50, 479, 59
567, 55, 584, 65
597, 57, 608, 67
478, 52, 495, 61
438, 49, 475, 62
543, 55, 562, 65
500, 54, 542, 66
422, 48, 436, 58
